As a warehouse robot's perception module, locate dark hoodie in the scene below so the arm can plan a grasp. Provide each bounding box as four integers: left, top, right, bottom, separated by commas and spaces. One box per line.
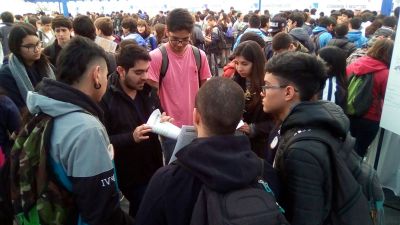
289, 27, 315, 53
346, 56, 389, 121
135, 135, 280, 225
274, 101, 349, 225
327, 37, 357, 57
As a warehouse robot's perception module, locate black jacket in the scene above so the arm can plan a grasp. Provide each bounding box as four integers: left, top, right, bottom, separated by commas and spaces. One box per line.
135, 135, 280, 225
0, 64, 47, 112
43, 40, 62, 66
100, 72, 163, 192
0, 95, 20, 153
233, 74, 275, 158
274, 101, 350, 225
327, 37, 357, 57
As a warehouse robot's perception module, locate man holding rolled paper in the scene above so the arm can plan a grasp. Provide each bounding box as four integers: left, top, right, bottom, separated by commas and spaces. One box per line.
100, 43, 172, 218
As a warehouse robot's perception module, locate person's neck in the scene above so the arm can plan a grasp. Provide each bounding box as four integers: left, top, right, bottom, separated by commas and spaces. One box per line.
23, 59, 35, 66
278, 102, 298, 122
99, 34, 115, 40
119, 79, 137, 99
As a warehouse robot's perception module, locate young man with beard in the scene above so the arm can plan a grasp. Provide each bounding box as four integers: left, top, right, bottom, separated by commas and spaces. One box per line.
261, 51, 353, 225
100, 44, 170, 217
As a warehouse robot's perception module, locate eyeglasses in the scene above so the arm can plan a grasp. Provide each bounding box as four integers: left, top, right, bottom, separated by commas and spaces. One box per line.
261, 84, 299, 93
261, 84, 287, 93
21, 41, 43, 52
169, 37, 190, 45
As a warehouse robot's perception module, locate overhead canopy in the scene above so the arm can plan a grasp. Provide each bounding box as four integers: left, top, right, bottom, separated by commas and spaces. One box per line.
25, 0, 394, 17
24, 0, 73, 16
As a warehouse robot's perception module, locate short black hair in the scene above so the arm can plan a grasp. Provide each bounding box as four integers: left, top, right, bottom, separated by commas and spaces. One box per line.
383, 16, 397, 28
272, 32, 293, 52
40, 16, 52, 25
349, 17, 362, 30
52, 15, 72, 30
266, 52, 327, 101
57, 36, 107, 85
288, 12, 305, 27
334, 23, 349, 37
243, 14, 250, 23
195, 77, 244, 135
166, 8, 194, 33
249, 14, 261, 28
311, 8, 317, 15
318, 16, 336, 28
342, 10, 354, 19
239, 32, 266, 48
260, 15, 269, 28
15, 15, 23, 21
116, 44, 151, 71
1, 11, 14, 23
73, 15, 96, 40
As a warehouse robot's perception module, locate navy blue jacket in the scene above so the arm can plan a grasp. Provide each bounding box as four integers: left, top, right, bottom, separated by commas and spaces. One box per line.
135, 135, 280, 225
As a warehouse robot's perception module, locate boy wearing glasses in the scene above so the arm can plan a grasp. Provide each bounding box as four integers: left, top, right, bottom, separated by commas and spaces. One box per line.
261, 52, 353, 225
147, 8, 211, 163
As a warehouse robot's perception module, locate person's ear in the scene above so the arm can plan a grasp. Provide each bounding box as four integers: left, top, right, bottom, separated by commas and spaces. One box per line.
193, 108, 201, 127
284, 85, 298, 102
90, 64, 101, 87
116, 66, 126, 80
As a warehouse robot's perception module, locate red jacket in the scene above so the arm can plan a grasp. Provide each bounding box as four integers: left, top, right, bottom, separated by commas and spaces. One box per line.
346, 56, 389, 121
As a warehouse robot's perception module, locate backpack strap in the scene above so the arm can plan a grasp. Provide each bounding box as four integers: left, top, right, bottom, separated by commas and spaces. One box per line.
158, 45, 202, 89
191, 45, 202, 86
159, 45, 169, 88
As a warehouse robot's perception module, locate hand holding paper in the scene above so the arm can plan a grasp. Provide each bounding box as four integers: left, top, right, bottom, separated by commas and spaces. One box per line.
132, 124, 152, 143
146, 109, 181, 139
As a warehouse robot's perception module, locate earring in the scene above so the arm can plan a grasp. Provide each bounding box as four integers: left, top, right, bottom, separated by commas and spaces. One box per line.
94, 83, 102, 89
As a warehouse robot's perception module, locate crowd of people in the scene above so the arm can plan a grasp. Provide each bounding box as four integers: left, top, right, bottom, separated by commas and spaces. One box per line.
0, 4, 398, 225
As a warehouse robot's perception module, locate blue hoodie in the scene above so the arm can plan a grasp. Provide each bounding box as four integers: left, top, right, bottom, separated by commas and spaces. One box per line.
233, 28, 269, 49
347, 30, 368, 48
26, 79, 133, 225
312, 26, 333, 49
122, 33, 147, 48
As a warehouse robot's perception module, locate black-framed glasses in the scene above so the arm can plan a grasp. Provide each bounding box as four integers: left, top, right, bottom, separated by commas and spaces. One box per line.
261, 84, 287, 93
21, 41, 43, 52
169, 37, 190, 45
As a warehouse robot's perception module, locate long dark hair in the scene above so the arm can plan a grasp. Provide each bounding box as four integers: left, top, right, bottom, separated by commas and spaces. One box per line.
318, 46, 347, 89
233, 40, 266, 111
8, 23, 50, 75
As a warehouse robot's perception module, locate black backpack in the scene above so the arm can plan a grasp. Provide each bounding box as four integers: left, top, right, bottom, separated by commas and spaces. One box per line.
284, 129, 384, 225
311, 31, 326, 53
178, 160, 289, 225
158, 45, 202, 88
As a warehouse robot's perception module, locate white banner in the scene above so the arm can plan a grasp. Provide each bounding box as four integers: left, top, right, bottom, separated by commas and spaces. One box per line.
380, 19, 400, 135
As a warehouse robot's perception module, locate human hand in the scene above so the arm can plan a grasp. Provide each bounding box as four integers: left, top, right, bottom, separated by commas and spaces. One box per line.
133, 124, 152, 143
160, 112, 174, 123
238, 122, 251, 135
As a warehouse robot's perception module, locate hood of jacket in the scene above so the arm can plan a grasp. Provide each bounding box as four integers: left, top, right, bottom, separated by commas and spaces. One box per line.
289, 27, 310, 42
312, 26, 328, 34
27, 78, 104, 120
347, 30, 363, 42
347, 56, 388, 76
244, 28, 267, 39
281, 101, 349, 139
176, 135, 262, 192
